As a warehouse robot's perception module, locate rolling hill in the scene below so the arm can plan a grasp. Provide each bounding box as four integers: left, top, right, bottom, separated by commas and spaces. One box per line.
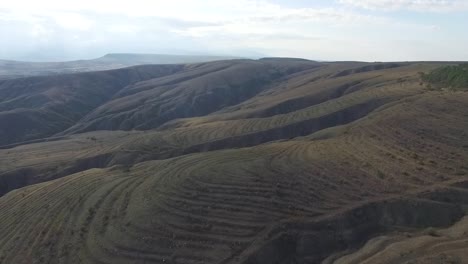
0, 58, 468, 264
0, 64, 184, 145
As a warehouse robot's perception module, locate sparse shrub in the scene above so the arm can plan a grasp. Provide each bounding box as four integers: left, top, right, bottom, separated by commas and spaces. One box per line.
377, 170, 385, 179
426, 84, 435, 90
88, 207, 95, 215
80, 227, 86, 237
422, 64, 468, 91
103, 215, 109, 226
426, 227, 440, 237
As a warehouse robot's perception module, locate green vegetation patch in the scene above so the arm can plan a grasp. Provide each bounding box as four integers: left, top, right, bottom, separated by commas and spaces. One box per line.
422, 64, 468, 91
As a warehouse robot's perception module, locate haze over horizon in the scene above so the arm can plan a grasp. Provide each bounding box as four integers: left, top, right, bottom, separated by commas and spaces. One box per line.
1, 0, 468, 62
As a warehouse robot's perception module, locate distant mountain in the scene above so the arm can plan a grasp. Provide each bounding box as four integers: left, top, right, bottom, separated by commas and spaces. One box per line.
97, 53, 243, 64
0, 53, 243, 79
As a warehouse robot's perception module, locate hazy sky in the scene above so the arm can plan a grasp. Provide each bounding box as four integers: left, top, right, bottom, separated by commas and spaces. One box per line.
1, 0, 468, 61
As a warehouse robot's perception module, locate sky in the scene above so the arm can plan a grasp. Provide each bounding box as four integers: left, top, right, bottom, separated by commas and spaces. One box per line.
0, 0, 468, 61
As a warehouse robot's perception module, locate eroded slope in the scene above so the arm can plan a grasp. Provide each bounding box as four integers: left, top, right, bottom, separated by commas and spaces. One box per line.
0, 62, 436, 195
1, 88, 468, 263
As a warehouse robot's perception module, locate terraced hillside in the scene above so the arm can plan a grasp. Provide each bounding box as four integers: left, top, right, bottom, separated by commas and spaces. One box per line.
1, 59, 468, 263
0, 59, 322, 145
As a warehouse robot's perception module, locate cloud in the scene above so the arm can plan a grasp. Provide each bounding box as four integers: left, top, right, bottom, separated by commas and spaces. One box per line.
171, 6, 390, 40
0, 0, 466, 61
54, 13, 94, 31
244, 8, 385, 24
0, 0, 279, 20
339, 0, 468, 12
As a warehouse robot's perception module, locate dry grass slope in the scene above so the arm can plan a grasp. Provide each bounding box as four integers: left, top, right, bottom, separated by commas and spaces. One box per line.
0, 60, 468, 263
